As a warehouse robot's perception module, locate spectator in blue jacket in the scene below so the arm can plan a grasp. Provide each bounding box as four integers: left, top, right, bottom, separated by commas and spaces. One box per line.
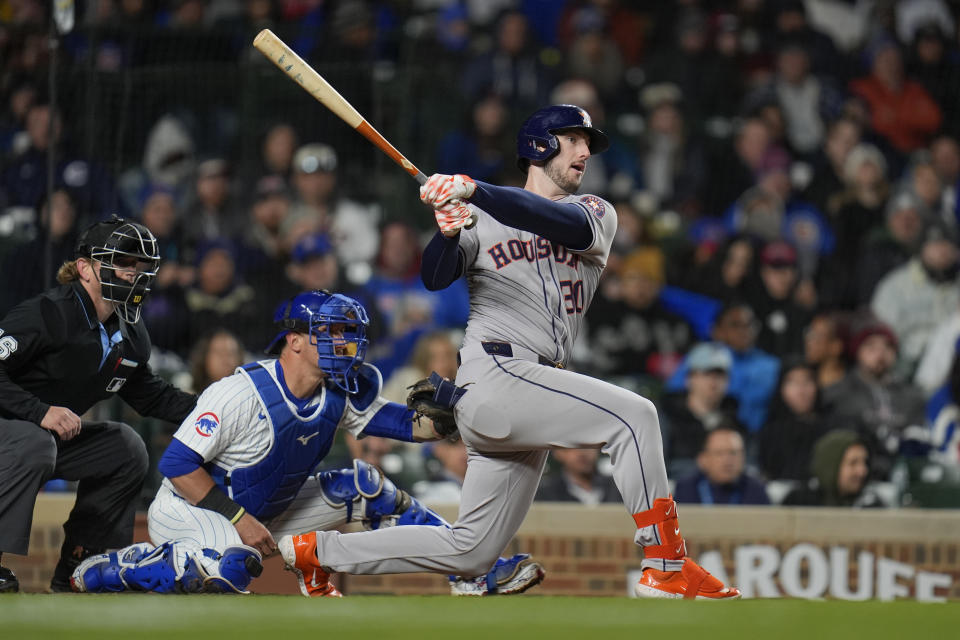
667, 302, 780, 432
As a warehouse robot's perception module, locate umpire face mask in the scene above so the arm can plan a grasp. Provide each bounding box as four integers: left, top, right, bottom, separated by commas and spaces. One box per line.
88, 222, 161, 324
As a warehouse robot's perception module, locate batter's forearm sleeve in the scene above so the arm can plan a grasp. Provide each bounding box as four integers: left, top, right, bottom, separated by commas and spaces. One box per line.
421, 231, 465, 291
470, 181, 593, 250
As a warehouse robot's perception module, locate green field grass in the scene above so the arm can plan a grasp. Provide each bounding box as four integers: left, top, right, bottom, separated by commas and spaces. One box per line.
2, 594, 956, 640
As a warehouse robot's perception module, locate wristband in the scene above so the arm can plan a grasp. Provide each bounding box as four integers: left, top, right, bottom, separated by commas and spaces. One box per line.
196, 485, 245, 524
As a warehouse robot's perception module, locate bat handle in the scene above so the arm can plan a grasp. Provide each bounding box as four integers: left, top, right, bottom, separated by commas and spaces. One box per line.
414, 171, 478, 230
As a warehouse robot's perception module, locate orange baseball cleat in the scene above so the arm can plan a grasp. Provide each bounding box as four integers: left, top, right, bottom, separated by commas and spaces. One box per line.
635, 558, 741, 600
278, 533, 342, 598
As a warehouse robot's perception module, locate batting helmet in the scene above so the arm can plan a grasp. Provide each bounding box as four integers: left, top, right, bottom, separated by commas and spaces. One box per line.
75, 216, 161, 324
516, 104, 609, 172
265, 290, 370, 393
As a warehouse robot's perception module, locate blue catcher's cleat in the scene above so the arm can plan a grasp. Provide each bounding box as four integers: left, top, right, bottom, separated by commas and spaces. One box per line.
449, 554, 545, 596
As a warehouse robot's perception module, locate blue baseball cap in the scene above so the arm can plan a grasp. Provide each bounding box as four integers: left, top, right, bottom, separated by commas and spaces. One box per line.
687, 342, 733, 373
292, 233, 333, 263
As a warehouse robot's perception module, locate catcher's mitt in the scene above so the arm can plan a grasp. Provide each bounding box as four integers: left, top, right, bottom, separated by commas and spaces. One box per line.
406, 372, 467, 438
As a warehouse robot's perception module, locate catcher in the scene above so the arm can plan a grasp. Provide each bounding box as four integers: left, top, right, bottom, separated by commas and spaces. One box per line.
71, 290, 543, 597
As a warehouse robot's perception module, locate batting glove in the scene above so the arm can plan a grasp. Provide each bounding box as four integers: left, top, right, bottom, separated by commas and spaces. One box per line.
420, 174, 476, 207
435, 201, 473, 236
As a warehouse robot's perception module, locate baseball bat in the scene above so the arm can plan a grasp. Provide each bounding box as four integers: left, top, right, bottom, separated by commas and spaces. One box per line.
252, 29, 477, 227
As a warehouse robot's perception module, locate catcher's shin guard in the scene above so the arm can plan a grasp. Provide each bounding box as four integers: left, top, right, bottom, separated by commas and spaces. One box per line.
632, 496, 686, 563
179, 545, 262, 594
318, 459, 448, 530
317, 459, 395, 529
102, 541, 182, 593
51, 543, 106, 592
393, 491, 448, 528
72, 541, 262, 595
70, 543, 155, 593
213, 545, 263, 593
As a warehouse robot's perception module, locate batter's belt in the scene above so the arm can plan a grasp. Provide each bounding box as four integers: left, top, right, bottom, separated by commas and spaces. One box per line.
458, 341, 563, 369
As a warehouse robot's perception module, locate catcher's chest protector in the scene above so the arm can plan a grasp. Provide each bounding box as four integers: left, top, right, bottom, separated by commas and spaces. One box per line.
212, 362, 344, 520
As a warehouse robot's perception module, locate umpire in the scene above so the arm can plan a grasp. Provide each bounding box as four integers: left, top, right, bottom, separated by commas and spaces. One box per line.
0, 217, 196, 593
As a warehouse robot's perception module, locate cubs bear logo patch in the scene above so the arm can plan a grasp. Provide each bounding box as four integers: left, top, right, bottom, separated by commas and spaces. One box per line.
580, 195, 605, 219
195, 412, 220, 437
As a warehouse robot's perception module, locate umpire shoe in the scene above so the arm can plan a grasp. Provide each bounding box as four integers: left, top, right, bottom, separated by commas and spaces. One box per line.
278, 533, 342, 598
635, 558, 741, 600
0, 565, 19, 593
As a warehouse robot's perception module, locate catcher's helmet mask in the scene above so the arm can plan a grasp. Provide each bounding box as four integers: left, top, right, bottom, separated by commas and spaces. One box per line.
265, 290, 370, 393
75, 216, 161, 324
516, 104, 610, 172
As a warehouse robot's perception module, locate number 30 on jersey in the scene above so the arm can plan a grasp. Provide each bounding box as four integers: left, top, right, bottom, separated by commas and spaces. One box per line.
559, 280, 584, 315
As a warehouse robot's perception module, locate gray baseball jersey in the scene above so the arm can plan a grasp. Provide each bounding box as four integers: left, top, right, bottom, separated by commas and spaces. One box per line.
312, 190, 680, 578
458, 193, 616, 365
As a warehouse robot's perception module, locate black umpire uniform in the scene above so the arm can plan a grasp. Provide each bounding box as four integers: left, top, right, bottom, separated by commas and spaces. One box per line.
0, 218, 196, 592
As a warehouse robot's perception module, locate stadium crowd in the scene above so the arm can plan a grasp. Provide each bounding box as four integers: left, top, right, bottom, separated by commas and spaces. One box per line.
2, 0, 960, 509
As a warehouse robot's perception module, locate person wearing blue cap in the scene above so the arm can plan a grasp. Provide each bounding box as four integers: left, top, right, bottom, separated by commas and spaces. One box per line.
661, 342, 745, 478
289, 232, 340, 293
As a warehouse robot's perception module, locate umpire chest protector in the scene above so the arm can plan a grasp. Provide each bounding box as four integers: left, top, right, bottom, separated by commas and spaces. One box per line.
214, 362, 345, 520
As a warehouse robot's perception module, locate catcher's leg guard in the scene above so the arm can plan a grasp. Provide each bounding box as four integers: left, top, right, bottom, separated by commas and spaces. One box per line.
392, 492, 448, 528
51, 543, 106, 592
317, 459, 449, 530
180, 545, 263, 594
70, 542, 154, 593
213, 545, 263, 593
450, 553, 546, 596
317, 459, 393, 528
111, 541, 183, 593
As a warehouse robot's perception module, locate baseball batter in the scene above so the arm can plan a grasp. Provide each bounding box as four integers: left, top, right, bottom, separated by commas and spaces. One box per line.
71, 291, 544, 597
281, 105, 740, 600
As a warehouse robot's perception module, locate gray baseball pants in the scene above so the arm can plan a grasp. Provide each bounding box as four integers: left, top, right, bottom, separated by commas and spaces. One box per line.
314, 345, 673, 576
